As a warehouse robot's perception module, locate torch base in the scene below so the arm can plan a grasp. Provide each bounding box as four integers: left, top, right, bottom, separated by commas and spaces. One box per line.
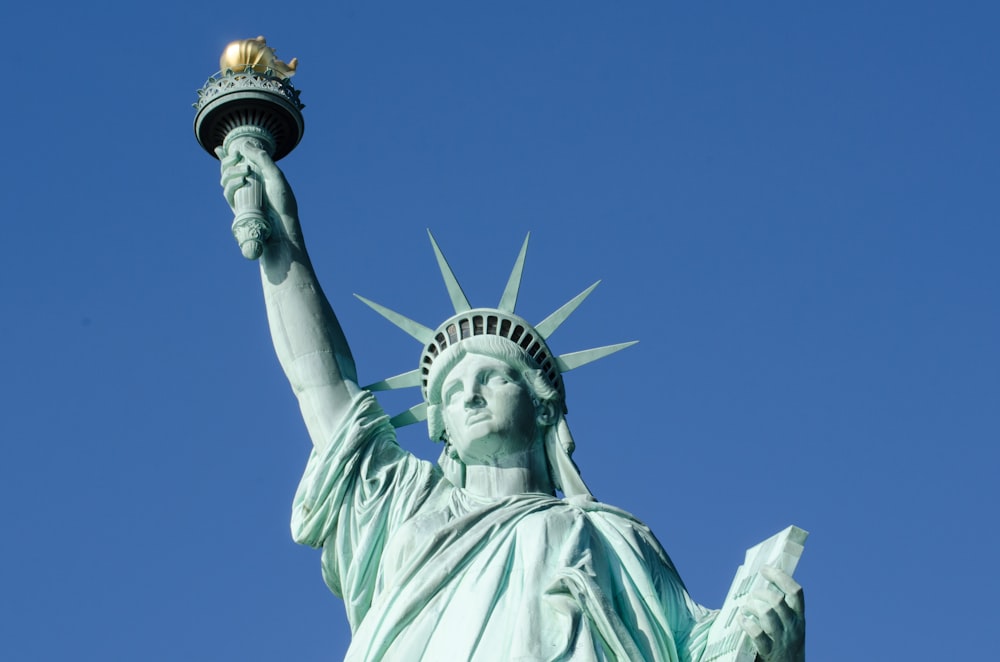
194, 70, 305, 161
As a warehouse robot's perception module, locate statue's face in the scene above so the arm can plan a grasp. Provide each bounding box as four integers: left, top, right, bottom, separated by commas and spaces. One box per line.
440, 353, 540, 464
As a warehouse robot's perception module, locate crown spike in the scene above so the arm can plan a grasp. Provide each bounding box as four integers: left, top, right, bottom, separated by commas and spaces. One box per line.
535, 280, 600, 340
354, 294, 435, 344
498, 233, 530, 313
390, 403, 429, 428
364, 369, 423, 392
555, 341, 638, 373
427, 230, 472, 314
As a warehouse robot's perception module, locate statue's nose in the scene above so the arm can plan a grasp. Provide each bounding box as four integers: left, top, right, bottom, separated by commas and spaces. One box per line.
464, 391, 486, 408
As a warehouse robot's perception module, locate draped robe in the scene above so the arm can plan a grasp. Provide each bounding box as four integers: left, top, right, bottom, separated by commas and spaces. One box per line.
291, 392, 716, 661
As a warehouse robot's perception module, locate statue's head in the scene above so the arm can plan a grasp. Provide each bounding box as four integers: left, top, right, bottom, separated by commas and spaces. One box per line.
356, 232, 636, 499
425, 335, 564, 465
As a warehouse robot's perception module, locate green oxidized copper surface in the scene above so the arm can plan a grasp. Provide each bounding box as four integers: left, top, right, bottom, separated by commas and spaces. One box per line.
201, 38, 808, 661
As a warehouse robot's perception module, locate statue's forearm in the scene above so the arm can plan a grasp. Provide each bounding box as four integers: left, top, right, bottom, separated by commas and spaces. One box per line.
259, 244, 359, 448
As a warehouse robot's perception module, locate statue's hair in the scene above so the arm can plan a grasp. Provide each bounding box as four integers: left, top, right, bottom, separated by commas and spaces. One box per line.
426, 335, 564, 443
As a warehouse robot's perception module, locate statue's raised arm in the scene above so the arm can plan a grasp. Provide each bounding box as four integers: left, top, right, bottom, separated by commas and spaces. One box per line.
218, 141, 360, 451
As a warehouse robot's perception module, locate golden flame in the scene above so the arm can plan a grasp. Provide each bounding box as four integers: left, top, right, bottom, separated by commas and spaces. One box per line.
220, 36, 297, 79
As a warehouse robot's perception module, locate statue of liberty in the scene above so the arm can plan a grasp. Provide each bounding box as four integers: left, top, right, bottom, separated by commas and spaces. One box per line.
215, 138, 806, 662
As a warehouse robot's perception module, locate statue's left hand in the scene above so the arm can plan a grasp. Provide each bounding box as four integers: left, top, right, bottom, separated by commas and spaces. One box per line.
740, 566, 805, 662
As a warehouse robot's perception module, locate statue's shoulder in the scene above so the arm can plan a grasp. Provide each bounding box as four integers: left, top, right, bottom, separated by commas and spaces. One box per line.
575, 499, 675, 558
570, 496, 645, 525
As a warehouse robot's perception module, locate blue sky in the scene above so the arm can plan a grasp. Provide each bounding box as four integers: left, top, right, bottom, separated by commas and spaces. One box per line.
2, 2, 997, 660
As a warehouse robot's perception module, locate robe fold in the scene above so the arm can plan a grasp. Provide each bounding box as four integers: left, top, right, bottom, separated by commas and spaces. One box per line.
292, 392, 716, 661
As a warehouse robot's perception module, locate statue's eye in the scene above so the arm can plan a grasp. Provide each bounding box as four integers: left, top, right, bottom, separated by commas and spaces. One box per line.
444, 383, 463, 404
487, 374, 510, 386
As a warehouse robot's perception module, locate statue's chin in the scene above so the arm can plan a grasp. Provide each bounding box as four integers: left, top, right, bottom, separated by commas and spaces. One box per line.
451, 431, 541, 467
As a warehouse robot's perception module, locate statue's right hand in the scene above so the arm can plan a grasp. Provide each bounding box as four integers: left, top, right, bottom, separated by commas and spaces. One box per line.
216, 144, 248, 211
216, 142, 303, 252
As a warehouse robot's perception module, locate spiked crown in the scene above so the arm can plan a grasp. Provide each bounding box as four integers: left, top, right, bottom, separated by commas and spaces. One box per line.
356, 231, 637, 430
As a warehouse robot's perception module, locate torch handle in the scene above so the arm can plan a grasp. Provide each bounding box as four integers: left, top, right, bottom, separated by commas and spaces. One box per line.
231, 175, 270, 260
227, 133, 275, 261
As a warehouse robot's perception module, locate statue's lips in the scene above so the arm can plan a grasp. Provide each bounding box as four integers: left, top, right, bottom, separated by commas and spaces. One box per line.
465, 412, 491, 425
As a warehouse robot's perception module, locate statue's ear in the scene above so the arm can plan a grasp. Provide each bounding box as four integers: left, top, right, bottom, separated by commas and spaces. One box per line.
536, 400, 558, 427
427, 403, 446, 442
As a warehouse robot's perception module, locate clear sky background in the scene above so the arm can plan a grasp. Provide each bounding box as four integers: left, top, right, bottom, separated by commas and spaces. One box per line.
2, 2, 996, 660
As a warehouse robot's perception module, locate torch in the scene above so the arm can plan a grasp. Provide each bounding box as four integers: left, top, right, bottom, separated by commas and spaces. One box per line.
194, 36, 304, 260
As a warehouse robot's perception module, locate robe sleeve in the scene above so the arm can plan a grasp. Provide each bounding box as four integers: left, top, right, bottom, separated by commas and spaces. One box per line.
290, 390, 442, 628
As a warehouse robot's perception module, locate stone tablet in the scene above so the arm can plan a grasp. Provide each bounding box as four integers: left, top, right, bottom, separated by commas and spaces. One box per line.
704, 526, 809, 662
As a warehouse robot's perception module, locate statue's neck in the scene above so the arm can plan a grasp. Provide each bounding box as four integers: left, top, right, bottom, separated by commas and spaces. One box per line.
462, 442, 554, 499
